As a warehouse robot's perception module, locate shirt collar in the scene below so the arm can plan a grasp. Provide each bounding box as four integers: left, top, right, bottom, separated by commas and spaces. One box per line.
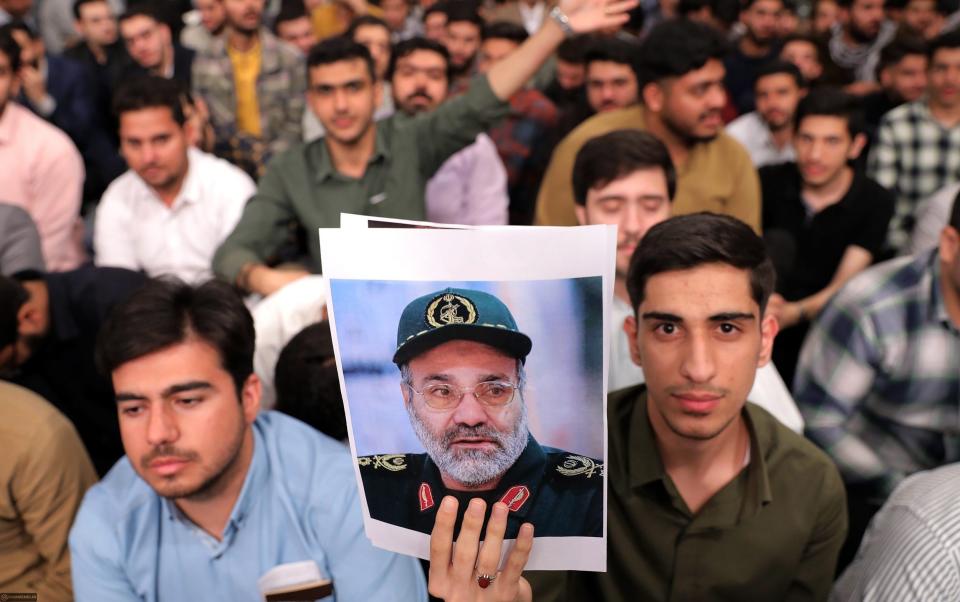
627, 387, 772, 524
312, 122, 389, 183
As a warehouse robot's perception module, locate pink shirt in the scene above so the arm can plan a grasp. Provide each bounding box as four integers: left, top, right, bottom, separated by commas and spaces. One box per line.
0, 102, 86, 271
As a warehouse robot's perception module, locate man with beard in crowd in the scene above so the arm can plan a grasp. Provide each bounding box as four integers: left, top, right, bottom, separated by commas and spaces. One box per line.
443, 3, 482, 93
725, 0, 783, 114
390, 37, 508, 224
358, 287, 603, 538
727, 60, 806, 166
829, 0, 896, 88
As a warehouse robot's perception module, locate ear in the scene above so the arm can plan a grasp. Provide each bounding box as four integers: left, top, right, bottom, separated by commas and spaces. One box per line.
240, 372, 262, 423
847, 132, 867, 161
939, 225, 960, 265
641, 81, 665, 114
756, 310, 779, 368
574, 205, 586, 225
624, 314, 643, 368
16, 300, 43, 337
74, 21, 83, 36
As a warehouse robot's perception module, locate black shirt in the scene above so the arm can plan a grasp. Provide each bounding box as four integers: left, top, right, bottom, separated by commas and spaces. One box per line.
761, 163, 895, 300
12, 266, 146, 475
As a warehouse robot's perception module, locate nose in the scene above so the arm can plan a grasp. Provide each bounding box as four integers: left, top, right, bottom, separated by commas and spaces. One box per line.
621, 200, 642, 237
679, 330, 717, 384
333, 87, 349, 112
146, 403, 178, 446
451, 391, 488, 427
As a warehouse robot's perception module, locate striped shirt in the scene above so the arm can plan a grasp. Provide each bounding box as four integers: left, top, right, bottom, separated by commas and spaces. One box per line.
867, 100, 960, 254
795, 250, 960, 496
831, 463, 960, 601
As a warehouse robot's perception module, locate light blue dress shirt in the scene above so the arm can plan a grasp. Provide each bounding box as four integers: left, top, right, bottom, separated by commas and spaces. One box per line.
68, 411, 427, 601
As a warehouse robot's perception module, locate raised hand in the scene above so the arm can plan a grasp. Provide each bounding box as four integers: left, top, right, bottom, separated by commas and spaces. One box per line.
558, 0, 639, 34
428, 497, 534, 602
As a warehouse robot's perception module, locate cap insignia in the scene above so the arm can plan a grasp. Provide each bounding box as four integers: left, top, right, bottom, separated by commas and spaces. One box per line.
426, 293, 477, 328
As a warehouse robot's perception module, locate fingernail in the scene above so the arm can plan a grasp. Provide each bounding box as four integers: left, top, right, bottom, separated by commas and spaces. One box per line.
441, 496, 456, 512
468, 498, 484, 515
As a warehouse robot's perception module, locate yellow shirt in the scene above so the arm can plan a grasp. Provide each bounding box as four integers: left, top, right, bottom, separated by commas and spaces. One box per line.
535, 106, 762, 234
227, 39, 262, 137
311, 3, 385, 40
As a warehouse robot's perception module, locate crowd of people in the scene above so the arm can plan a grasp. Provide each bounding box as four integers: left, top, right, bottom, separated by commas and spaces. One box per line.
2, 0, 960, 597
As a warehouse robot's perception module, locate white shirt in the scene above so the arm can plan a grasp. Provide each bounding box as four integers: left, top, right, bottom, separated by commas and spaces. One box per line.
425, 133, 509, 225
726, 111, 796, 168
519, 1, 547, 34
609, 296, 805, 433
94, 147, 255, 283
910, 181, 959, 254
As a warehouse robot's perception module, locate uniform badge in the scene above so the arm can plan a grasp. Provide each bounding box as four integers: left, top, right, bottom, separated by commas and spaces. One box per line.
499, 485, 530, 512
419, 483, 435, 512
425, 293, 478, 328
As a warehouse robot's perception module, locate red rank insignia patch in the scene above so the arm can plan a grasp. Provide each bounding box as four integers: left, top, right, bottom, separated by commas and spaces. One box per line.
498, 485, 530, 512
419, 482, 435, 512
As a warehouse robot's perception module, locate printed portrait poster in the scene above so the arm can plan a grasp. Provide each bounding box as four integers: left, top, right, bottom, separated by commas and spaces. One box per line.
319, 224, 615, 571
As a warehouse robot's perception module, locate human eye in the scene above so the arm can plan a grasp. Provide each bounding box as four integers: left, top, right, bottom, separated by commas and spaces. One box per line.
346, 81, 364, 92
653, 322, 679, 336
119, 403, 145, 417
479, 381, 511, 398
716, 322, 742, 336
425, 384, 454, 398
174, 396, 203, 408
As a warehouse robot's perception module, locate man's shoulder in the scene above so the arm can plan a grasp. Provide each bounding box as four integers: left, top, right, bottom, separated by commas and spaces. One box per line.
557, 106, 646, 154
76, 456, 157, 529
541, 448, 605, 488
190, 148, 256, 188
5, 103, 78, 155
99, 169, 146, 209
879, 100, 924, 128
726, 111, 762, 136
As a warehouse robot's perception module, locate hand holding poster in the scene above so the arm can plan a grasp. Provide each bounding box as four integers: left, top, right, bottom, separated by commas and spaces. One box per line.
319, 225, 615, 571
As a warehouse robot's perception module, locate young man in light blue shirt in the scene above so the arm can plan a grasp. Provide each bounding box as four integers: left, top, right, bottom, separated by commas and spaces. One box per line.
68, 278, 426, 601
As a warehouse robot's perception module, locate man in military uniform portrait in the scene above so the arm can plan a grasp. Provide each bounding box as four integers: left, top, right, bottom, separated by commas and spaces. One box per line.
357, 287, 604, 539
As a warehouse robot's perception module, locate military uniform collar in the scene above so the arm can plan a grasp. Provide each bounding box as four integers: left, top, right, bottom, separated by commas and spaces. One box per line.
627, 387, 773, 525
420, 432, 546, 519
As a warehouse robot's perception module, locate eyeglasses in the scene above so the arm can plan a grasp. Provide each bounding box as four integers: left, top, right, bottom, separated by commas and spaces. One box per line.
405, 381, 520, 410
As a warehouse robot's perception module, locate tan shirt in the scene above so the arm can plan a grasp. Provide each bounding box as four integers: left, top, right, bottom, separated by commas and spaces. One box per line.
534, 106, 762, 233
0, 382, 97, 601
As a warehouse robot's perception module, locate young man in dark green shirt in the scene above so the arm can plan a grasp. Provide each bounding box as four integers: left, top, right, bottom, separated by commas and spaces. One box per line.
213, 0, 634, 296
427, 213, 848, 601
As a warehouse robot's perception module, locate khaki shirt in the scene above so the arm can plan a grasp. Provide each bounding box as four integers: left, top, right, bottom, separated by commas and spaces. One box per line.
525, 385, 846, 602
534, 106, 762, 233
0, 382, 97, 601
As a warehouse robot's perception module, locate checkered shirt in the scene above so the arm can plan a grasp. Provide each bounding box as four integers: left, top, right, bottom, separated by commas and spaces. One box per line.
795, 250, 960, 495
867, 101, 960, 254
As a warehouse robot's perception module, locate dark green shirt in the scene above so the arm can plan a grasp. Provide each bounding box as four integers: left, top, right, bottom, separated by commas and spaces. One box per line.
526, 385, 847, 602
212, 76, 509, 282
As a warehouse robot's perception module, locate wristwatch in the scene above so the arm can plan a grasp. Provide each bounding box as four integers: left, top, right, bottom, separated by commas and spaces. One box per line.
549, 6, 575, 37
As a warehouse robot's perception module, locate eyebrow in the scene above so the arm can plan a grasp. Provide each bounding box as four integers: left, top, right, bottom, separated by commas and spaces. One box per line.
422, 372, 512, 383
641, 311, 756, 322
114, 380, 213, 403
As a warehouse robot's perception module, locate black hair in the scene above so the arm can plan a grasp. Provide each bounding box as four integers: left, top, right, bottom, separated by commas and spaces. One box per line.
781, 32, 825, 61
0, 275, 29, 349
755, 59, 806, 89
112, 75, 187, 125
0, 20, 38, 41
306, 35, 376, 83
274, 0, 309, 30
0, 28, 21, 72
95, 278, 255, 393
346, 14, 391, 38
584, 36, 641, 77
556, 34, 589, 64
119, 2, 163, 25
876, 34, 927, 79
626, 213, 776, 314
274, 321, 348, 442
794, 86, 866, 137
443, 3, 483, 28
573, 129, 677, 205
928, 27, 960, 60
73, 0, 109, 20
481, 20, 528, 43
386, 36, 452, 84
636, 19, 728, 88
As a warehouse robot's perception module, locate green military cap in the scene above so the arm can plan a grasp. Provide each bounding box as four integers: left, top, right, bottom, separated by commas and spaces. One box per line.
392, 287, 533, 365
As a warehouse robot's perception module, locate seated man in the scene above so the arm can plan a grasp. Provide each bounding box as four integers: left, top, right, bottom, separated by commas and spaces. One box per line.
213, 0, 635, 296
0, 29, 86, 271
762, 88, 894, 386
535, 19, 761, 232
390, 37, 508, 225
574, 129, 804, 432
795, 190, 960, 567
359, 287, 602, 538
0, 380, 97, 601
94, 76, 254, 283
727, 60, 807, 168
69, 279, 428, 600
831, 462, 960, 600
119, 3, 195, 87
0, 267, 146, 474
489, 213, 846, 600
